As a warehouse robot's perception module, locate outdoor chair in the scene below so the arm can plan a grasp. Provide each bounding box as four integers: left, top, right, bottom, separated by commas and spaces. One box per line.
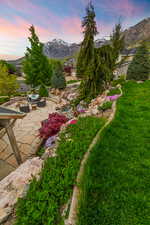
37, 99, 46, 107
19, 104, 30, 113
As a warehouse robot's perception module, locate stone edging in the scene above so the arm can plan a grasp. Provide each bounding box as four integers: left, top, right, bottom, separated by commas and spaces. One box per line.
66, 87, 122, 225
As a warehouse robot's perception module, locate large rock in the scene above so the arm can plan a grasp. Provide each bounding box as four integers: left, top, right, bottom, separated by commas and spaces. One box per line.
0, 157, 43, 223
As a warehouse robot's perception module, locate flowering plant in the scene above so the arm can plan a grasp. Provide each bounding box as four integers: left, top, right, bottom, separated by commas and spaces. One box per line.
39, 113, 68, 139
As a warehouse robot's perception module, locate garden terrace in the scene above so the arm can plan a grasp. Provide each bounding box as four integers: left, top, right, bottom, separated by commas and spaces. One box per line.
14, 116, 105, 225
78, 81, 150, 225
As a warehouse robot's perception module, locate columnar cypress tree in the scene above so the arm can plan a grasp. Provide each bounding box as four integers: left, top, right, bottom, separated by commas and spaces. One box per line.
23, 25, 52, 87
127, 42, 150, 80
110, 23, 125, 73
76, 1, 98, 78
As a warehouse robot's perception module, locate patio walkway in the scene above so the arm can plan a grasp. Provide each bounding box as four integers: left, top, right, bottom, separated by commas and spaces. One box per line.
0, 100, 57, 179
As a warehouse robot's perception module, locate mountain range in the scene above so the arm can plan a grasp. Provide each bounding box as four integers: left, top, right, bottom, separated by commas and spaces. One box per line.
6, 17, 150, 66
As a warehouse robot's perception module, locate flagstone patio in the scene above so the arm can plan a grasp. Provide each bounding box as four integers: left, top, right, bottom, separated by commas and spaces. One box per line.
0, 100, 57, 180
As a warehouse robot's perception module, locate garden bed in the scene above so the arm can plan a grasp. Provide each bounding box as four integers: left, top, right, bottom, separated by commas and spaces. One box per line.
77, 81, 150, 225
14, 116, 105, 225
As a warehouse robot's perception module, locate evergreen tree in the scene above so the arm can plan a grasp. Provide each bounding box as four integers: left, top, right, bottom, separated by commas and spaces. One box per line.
51, 61, 66, 89
23, 25, 52, 87
76, 1, 98, 78
127, 42, 150, 81
39, 84, 49, 97
110, 23, 125, 73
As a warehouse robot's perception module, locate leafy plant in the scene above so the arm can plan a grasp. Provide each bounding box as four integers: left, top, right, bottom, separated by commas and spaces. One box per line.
51, 61, 66, 89
127, 42, 150, 81
108, 88, 121, 96
39, 84, 49, 97
98, 101, 113, 111
0, 60, 17, 74
0, 64, 19, 97
112, 74, 126, 86
15, 117, 105, 225
0, 97, 9, 105
37, 147, 45, 157
39, 113, 68, 139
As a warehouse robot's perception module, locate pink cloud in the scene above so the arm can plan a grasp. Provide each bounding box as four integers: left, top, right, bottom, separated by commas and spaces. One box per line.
96, 0, 144, 17
0, 16, 55, 41
60, 17, 82, 38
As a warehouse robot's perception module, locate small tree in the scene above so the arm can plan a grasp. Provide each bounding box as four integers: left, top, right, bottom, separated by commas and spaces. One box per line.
127, 42, 150, 81
0, 60, 16, 74
0, 64, 19, 97
23, 25, 52, 87
110, 23, 125, 75
76, 1, 98, 78
39, 84, 49, 97
51, 61, 66, 89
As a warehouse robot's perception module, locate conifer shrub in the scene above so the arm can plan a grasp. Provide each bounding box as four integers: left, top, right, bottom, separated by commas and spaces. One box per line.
127, 42, 150, 81
51, 62, 66, 89
39, 84, 49, 97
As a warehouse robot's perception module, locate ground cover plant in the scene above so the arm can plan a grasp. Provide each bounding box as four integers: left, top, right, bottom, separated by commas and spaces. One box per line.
15, 116, 105, 225
98, 101, 113, 112
108, 87, 121, 96
0, 97, 9, 105
78, 81, 150, 225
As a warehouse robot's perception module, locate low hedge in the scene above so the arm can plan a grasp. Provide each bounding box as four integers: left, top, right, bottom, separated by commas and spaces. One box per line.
15, 116, 105, 225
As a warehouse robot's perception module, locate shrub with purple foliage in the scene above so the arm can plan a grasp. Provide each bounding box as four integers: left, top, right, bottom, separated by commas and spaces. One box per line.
39, 113, 68, 139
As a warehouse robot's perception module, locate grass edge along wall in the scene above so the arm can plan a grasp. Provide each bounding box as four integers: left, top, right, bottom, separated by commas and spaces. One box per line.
77, 81, 150, 225
15, 116, 105, 225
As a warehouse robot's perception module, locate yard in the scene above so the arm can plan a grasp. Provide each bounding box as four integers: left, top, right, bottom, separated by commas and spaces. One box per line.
78, 81, 150, 225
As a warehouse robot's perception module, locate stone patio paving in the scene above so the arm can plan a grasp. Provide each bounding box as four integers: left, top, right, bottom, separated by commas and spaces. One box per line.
0, 100, 57, 180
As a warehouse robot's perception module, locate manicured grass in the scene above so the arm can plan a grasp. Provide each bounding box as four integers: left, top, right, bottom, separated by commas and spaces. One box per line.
78, 81, 150, 225
15, 116, 105, 225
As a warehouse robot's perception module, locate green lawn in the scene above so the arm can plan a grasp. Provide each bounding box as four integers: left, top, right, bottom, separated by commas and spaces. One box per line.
78, 81, 150, 225
15, 116, 105, 225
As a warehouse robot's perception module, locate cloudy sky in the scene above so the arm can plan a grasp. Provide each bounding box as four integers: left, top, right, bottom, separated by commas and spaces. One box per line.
0, 0, 150, 59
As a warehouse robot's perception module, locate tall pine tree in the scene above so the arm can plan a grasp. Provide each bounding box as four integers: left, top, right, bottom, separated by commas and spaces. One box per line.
127, 42, 150, 81
76, 1, 98, 78
23, 25, 52, 87
110, 23, 125, 73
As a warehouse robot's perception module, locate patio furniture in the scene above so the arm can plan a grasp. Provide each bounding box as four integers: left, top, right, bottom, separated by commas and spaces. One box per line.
19, 104, 30, 113
0, 106, 26, 165
31, 104, 37, 110
27, 94, 40, 103
37, 99, 46, 107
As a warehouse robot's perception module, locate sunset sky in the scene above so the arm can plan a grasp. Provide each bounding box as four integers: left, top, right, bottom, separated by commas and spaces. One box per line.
0, 0, 150, 60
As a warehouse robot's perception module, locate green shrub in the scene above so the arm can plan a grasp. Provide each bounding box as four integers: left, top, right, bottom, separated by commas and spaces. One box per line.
112, 74, 126, 86
15, 117, 105, 225
0, 97, 9, 105
108, 88, 121, 96
39, 84, 49, 97
36, 147, 45, 157
127, 42, 150, 81
98, 101, 113, 111
51, 62, 66, 89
